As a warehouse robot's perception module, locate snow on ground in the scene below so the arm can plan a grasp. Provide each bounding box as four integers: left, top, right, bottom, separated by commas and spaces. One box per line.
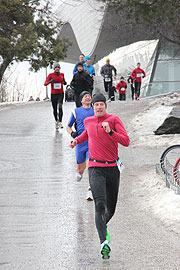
130, 93, 180, 148
131, 93, 180, 234
133, 169, 180, 234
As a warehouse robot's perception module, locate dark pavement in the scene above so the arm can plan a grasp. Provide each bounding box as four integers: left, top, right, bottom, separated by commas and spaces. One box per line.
0, 100, 179, 270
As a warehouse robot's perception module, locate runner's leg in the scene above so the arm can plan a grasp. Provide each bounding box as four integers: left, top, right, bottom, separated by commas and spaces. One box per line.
51, 94, 58, 121
76, 143, 88, 176
57, 93, 64, 122
89, 167, 107, 244
105, 167, 120, 224
136, 82, 141, 98
104, 81, 108, 93
131, 85, 135, 100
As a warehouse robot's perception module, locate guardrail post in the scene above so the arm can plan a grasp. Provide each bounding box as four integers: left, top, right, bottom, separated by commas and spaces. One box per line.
165, 174, 170, 188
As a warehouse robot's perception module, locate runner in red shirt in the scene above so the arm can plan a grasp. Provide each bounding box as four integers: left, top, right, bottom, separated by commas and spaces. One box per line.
44, 63, 66, 129
70, 93, 129, 259
131, 63, 146, 100
115, 76, 127, 101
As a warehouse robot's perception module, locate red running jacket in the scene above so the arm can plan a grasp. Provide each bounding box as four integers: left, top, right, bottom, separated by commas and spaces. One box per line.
44, 72, 65, 94
116, 81, 127, 94
131, 68, 146, 82
76, 113, 130, 168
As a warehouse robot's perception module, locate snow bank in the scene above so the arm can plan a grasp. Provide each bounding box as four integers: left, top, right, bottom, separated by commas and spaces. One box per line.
130, 94, 180, 148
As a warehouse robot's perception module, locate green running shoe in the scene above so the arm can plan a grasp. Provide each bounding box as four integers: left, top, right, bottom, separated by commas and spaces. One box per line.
106, 226, 110, 243
101, 240, 111, 259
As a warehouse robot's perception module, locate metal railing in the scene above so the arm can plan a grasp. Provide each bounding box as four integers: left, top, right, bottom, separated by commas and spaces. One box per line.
156, 157, 180, 195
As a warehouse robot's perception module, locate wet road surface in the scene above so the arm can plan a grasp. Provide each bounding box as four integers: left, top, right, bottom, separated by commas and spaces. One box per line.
0, 100, 179, 270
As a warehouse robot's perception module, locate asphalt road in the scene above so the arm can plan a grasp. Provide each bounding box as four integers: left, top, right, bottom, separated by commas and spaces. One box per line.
0, 100, 179, 270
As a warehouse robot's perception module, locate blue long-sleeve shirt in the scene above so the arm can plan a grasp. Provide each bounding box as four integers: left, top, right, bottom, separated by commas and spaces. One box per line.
83, 63, 95, 77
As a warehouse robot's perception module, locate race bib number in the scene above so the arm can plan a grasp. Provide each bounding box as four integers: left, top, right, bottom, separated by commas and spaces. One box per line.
105, 77, 111, 82
54, 83, 61, 89
137, 73, 142, 78
117, 157, 125, 173
121, 87, 125, 91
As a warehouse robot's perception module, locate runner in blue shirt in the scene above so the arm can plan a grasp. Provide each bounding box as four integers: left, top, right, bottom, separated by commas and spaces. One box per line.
83, 56, 95, 94
66, 91, 94, 200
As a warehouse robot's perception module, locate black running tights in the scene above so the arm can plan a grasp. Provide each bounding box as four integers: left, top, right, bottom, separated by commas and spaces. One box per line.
89, 166, 120, 244
51, 93, 64, 122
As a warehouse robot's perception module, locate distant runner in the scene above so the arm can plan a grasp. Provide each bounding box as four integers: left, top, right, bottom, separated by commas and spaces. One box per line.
73, 54, 85, 75
131, 63, 146, 100
66, 91, 94, 200
100, 58, 117, 101
83, 56, 95, 94
116, 76, 127, 101
44, 63, 66, 129
70, 93, 130, 259
127, 74, 135, 100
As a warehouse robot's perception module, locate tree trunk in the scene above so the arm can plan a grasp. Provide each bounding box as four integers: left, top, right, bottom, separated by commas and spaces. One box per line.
0, 58, 11, 102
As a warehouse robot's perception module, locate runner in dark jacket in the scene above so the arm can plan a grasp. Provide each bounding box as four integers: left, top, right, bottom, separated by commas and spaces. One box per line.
127, 75, 135, 100
100, 58, 117, 100
70, 62, 93, 107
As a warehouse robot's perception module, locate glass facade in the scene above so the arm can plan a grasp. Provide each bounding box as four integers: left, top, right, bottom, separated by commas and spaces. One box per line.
148, 41, 180, 96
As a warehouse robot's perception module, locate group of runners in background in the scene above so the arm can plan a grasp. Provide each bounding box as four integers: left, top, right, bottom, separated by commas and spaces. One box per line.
44, 54, 145, 259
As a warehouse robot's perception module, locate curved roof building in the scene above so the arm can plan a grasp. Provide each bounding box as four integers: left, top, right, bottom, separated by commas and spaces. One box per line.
55, 0, 180, 96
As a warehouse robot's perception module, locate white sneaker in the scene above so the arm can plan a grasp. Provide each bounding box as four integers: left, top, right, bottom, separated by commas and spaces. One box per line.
76, 173, 82, 182
86, 188, 93, 201
58, 122, 63, 128
55, 122, 59, 129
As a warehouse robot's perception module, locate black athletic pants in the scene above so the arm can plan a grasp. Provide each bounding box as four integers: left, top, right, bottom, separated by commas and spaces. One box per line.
89, 166, 120, 244
134, 82, 141, 98
131, 84, 135, 100
104, 79, 112, 100
119, 93, 126, 101
51, 93, 64, 122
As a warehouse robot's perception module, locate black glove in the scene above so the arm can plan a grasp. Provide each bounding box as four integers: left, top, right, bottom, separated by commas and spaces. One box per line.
142, 75, 145, 78
71, 131, 78, 138
64, 81, 67, 85
49, 79, 55, 83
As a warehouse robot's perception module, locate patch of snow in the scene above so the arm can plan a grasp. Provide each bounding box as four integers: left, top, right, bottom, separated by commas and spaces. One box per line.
133, 169, 180, 234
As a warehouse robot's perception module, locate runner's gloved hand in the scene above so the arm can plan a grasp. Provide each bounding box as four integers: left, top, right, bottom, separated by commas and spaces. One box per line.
71, 131, 78, 138
142, 75, 145, 78
49, 79, 55, 83
64, 81, 67, 85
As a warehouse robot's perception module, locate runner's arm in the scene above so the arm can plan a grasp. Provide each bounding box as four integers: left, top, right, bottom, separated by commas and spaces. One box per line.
131, 69, 135, 80
142, 69, 146, 77
100, 66, 105, 77
113, 66, 117, 76
73, 64, 78, 75
76, 129, 88, 144
115, 83, 120, 90
44, 74, 51, 86
109, 117, 130, 146
66, 112, 78, 138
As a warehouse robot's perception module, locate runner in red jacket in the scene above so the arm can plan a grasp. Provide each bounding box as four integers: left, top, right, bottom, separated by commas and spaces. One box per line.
131, 63, 146, 100
115, 77, 127, 101
44, 62, 66, 129
70, 93, 129, 259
